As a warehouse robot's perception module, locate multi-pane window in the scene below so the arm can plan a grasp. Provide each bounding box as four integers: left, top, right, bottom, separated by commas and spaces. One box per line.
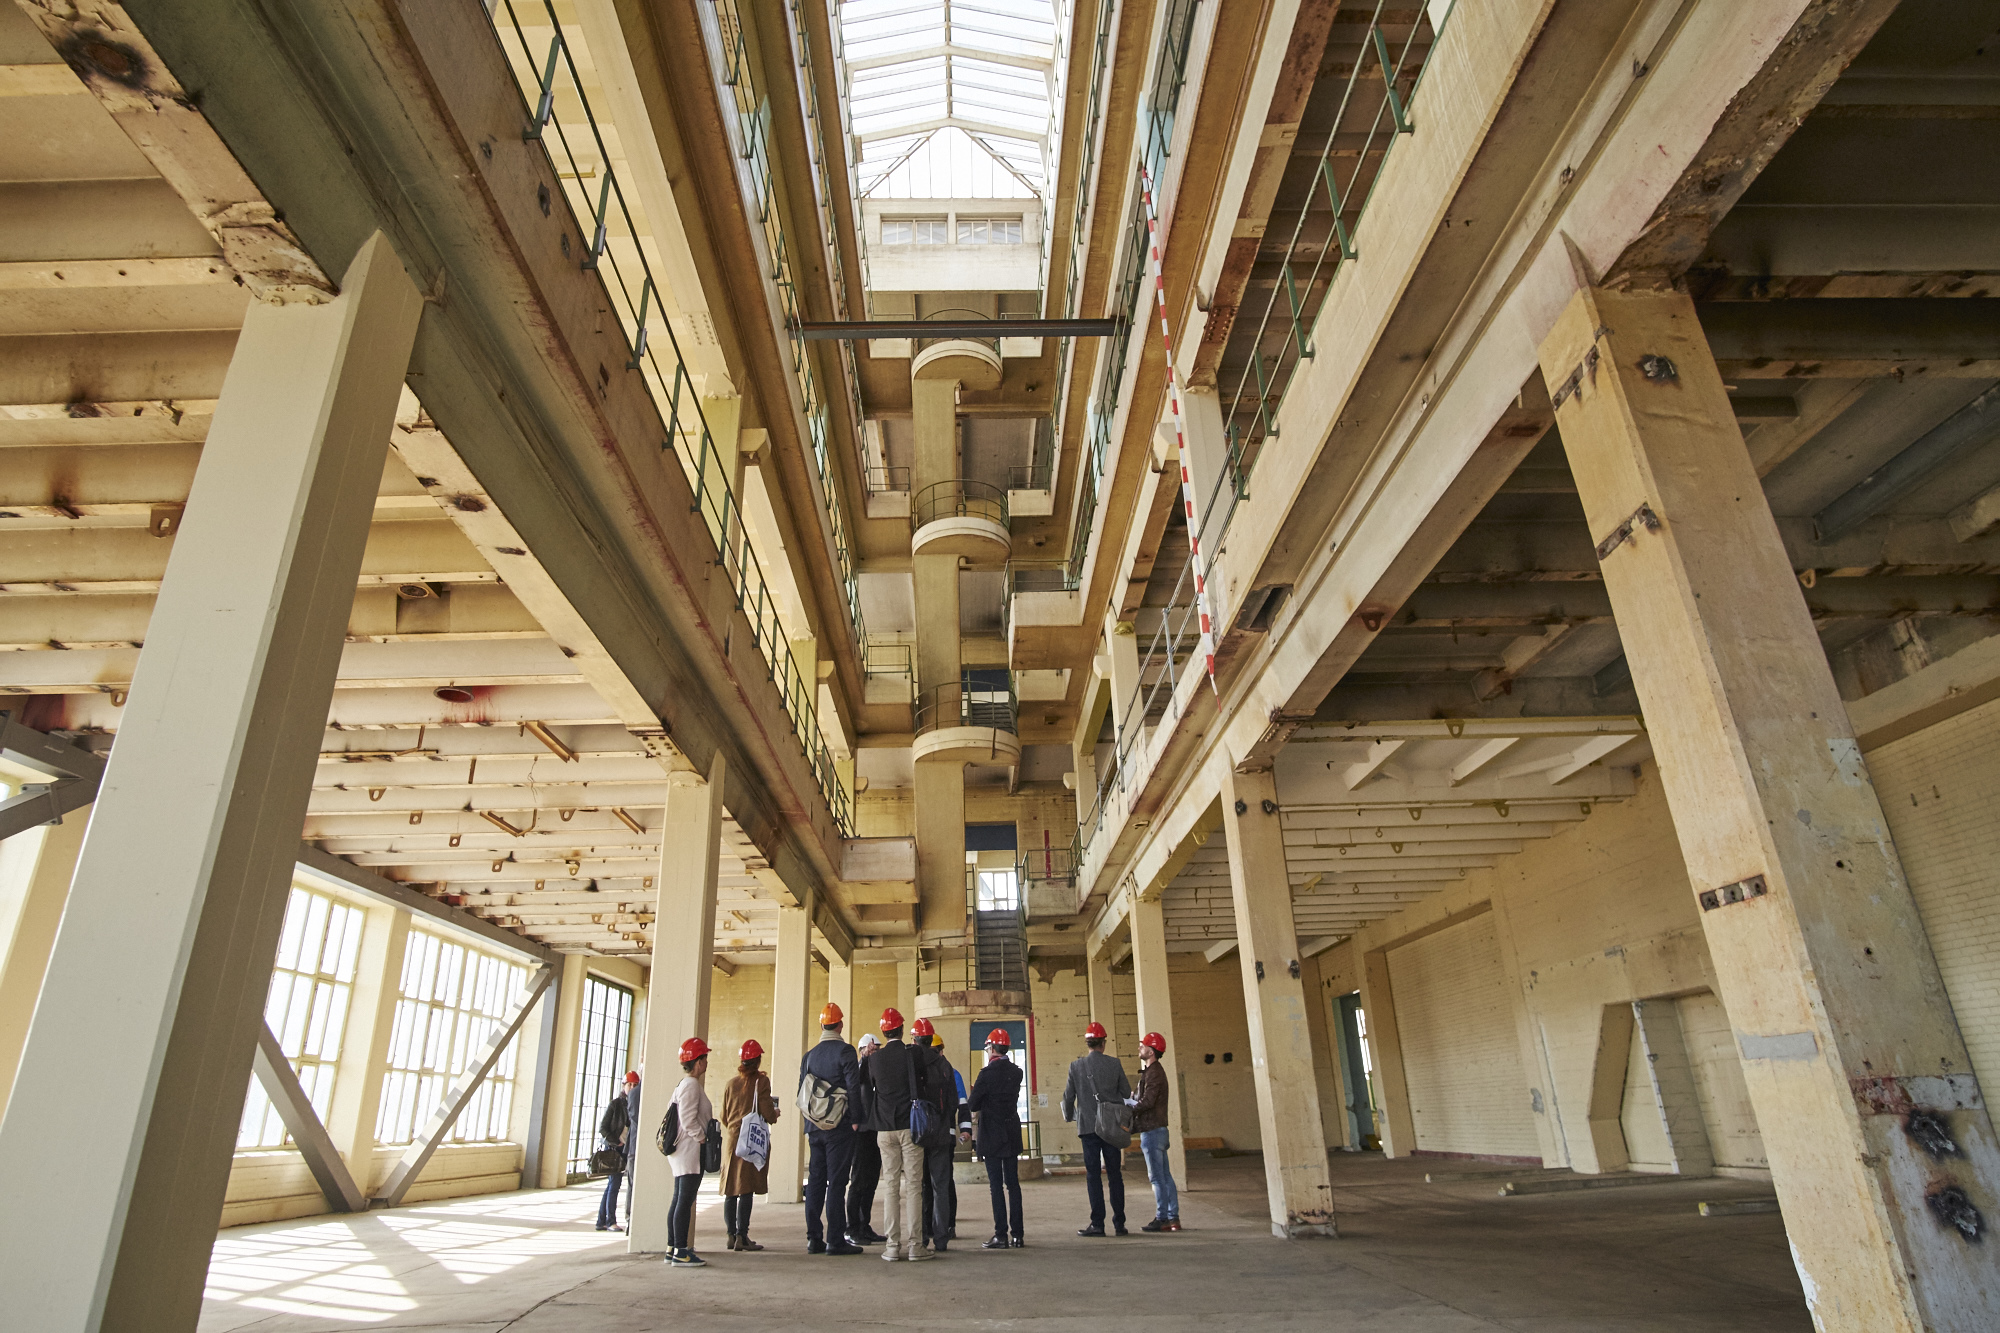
567, 976, 636, 1175
976, 868, 1020, 912
238, 886, 364, 1150
957, 217, 1023, 244
376, 929, 529, 1146
882, 217, 948, 245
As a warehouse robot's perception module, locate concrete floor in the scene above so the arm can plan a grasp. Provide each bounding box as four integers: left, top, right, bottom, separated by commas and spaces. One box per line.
200, 1154, 1811, 1331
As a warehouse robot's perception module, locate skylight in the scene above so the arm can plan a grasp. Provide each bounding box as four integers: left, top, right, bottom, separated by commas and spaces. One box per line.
835, 0, 1065, 201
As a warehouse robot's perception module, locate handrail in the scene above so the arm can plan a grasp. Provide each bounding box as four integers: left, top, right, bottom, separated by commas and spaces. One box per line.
915, 679, 1020, 738
486, 1, 851, 836
1068, 1, 1456, 877
1064, 0, 1206, 585
912, 480, 1010, 531
707, 0, 869, 659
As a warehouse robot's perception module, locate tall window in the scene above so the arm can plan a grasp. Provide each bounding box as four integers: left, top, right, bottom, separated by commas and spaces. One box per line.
882, 217, 947, 245
957, 216, 1022, 244
238, 885, 364, 1149
567, 976, 635, 1175
976, 867, 1019, 912
376, 929, 529, 1146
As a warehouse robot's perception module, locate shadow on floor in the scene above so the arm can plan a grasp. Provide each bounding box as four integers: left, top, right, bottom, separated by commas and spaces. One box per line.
201, 1153, 1809, 1331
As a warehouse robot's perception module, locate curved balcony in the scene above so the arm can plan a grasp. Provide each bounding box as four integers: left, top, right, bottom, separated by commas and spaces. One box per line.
911, 479, 1011, 561
910, 309, 1003, 388
913, 679, 1022, 766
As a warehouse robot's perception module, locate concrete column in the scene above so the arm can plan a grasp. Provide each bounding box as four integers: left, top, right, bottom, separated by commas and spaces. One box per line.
0, 806, 86, 1118
1178, 387, 1232, 538
911, 377, 958, 494
629, 751, 726, 1254
1358, 948, 1414, 1157
768, 895, 813, 1204
1539, 285, 2000, 1329
1128, 894, 1187, 1194
324, 903, 410, 1192
896, 954, 919, 1024
1301, 955, 1345, 1152
0, 233, 422, 1331
913, 761, 967, 952
533, 954, 592, 1189
1220, 767, 1333, 1236
826, 955, 855, 1021
1103, 616, 1140, 743
1632, 999, 1714, 1178
1086, 944, 1122, 1059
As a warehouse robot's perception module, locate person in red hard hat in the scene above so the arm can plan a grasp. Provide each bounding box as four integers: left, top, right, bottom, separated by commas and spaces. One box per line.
797, 1002, 865, 1256
965, 1028, 1026, 1248
664, 1038, 713, 1267
1133, 1032, 1180, 1231
720, 1039, 778, 1251
860, 1007, 932, 1260
845, 1033, 886, 1245
911, 1022, 962, 1252
1062, 1021, 1132, 1236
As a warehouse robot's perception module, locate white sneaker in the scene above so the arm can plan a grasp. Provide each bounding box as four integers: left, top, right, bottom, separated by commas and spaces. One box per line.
882, 1249, 904, 1262
906, 1247, 935, 1262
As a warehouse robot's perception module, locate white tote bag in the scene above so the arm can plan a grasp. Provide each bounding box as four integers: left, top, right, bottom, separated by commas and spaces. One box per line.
735, 1109, 771, 1172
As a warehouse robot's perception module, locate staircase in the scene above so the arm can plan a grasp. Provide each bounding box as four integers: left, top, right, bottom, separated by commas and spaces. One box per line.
974, 909, 1028, 991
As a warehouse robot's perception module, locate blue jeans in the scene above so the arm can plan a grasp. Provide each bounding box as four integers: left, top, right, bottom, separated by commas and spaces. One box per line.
1079, 1132, 1125, 1228
1140, 1128, 1178, 1220
596, 1151, 626, 1228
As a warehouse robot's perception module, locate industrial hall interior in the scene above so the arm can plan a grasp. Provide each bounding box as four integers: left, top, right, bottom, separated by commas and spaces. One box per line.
3, 0, 1999, 1327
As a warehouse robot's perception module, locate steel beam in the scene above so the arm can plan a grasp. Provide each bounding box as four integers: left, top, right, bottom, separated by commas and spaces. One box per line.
0, 713, 107, 841
371, 962, 558, 1208
798, 318, 1119, 340
1815, 386, 2000, 541
251, 1022, 368, 1214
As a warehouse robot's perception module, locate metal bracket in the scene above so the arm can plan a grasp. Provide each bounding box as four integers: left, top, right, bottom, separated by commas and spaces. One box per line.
1594, 504, 1661, 561
1699, 874, 1767, 912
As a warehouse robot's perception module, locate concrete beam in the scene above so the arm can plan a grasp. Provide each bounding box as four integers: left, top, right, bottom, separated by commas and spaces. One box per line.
294, 842, 557, 965
1698, 299, 2000, 370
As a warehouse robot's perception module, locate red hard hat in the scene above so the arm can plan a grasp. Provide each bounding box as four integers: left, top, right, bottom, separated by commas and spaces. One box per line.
880, 1007, 904, 1031
1139, 1031, 1166, 1055
819, 1001, 844, 1026
911, 1017, 935, 1039
678, 1037, 711, 1063
739, 1039, 764, 1062
1083, 1021, 1107, 1041
986, 1029, 1012, 1048
625, 1070, 640, 1084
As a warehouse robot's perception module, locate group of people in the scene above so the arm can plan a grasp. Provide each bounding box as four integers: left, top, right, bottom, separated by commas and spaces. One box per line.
594, 1005, 1182, 1267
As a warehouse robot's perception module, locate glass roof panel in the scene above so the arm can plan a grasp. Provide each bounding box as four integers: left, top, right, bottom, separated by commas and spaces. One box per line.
835, 0, 1067, 202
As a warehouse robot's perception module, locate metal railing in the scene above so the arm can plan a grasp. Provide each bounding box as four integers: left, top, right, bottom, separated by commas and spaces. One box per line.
864, 464, 911, 494
486, 1, 851, 836
915, 678, 1019, 738
1018, 846, 1076, 896
1064, 0, 1206, 586
707, 0, 869, 656
863, 639, 913, 681
1217, 3, 1448, 470
912, 480, 1009, 531
1010, 563, 1079, 595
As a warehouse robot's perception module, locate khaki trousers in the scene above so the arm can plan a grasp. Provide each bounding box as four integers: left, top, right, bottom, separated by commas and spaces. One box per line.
876, 1129, 927, 1256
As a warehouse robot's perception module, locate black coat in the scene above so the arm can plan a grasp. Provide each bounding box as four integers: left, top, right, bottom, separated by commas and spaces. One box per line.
964, 1058, 1024, 1158
861, 1038, 923, 1131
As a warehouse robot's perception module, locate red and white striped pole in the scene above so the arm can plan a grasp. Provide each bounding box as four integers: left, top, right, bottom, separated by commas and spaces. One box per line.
1137, 164, 1219, 693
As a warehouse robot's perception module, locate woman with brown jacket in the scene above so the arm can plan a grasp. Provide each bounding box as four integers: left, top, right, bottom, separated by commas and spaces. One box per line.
720, 1038, 781, 1251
